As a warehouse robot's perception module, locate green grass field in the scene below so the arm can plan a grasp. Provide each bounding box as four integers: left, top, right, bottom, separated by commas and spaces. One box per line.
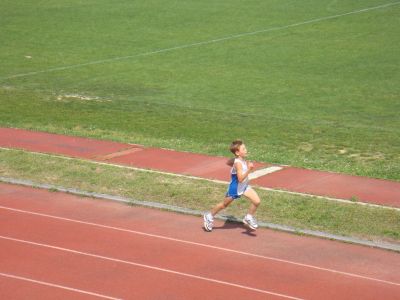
1, 0, 399, 180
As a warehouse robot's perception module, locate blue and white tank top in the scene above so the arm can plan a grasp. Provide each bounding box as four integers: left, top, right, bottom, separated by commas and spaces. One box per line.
228, 158, 249, 196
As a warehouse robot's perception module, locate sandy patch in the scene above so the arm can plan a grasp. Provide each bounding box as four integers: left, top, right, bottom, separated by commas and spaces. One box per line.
348, 152, 385, 161
1, 85, 16, 91
56, 94, 111, 102
298, 142, 313, 152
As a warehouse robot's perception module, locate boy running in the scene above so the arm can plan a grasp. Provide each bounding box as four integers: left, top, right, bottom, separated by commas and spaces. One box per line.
203, 140, 261, 231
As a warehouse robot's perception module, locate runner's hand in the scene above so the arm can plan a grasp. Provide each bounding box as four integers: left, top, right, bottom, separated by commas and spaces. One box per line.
247, 162, 254, 170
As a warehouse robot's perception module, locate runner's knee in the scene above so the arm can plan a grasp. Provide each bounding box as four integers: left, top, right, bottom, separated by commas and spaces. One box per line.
219, 200, 231, 209
223, 200, 232, 209
247, 192, 261, 207
251, 194, 261, 207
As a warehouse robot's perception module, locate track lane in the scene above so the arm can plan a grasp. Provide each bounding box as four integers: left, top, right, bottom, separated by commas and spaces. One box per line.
1, 182, 398, 283
0, 272, 115, 300
0, 236, 296, 300
1, 184, 399, 299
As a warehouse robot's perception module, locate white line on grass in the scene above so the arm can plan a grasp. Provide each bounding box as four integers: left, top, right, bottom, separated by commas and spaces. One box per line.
248, 166, 283, 179
0, 235, 304, 299
1, 1, 399, 80
0, 272, 121, 300
1, 147, 399, 211
1, 206, 399, 287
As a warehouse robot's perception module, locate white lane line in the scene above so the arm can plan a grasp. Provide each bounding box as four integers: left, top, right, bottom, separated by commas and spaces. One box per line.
0, 235, 303, 300
249, 166, 283, 180
1, 205, 399, 287
0, 272, 121, 300
1, 1, 399, 80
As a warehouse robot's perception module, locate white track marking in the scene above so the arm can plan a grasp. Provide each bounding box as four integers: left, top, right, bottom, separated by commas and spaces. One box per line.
0, 272, 121, 300
249, 166, 283, 179
1, 2, 399, 80
0, 236, 303, 300
1, 206, 399, 287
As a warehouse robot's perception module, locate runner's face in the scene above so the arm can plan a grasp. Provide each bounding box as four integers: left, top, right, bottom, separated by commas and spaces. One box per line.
236, 144, 247, 157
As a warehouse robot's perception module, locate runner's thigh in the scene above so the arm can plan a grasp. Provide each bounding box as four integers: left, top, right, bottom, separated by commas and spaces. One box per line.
243, 187, 260, 204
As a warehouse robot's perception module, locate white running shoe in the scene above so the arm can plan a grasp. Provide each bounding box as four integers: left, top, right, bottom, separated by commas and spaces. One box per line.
203, 212, 214, 232
243, 214, 258, 230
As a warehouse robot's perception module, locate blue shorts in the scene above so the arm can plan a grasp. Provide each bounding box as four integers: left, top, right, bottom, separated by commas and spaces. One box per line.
226, 185, 249, 200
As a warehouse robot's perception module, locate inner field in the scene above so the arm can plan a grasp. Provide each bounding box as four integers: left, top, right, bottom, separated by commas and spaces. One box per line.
1, 0, 399, 180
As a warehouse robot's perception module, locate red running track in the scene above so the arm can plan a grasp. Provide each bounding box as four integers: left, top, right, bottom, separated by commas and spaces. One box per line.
1, 127, 399, 208
0, 183, 399, 299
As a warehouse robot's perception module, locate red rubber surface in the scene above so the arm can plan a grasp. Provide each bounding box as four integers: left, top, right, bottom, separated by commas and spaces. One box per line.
1, 183, 399, 299
252, 167, 400, 207
1, 127, 399, 207
0, 127, 135, 159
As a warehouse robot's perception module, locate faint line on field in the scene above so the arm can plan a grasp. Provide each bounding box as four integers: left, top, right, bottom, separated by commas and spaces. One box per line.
1, 1, 399, 80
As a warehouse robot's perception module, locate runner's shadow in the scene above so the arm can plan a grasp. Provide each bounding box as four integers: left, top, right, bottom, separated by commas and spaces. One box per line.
211, 218, 257, 237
